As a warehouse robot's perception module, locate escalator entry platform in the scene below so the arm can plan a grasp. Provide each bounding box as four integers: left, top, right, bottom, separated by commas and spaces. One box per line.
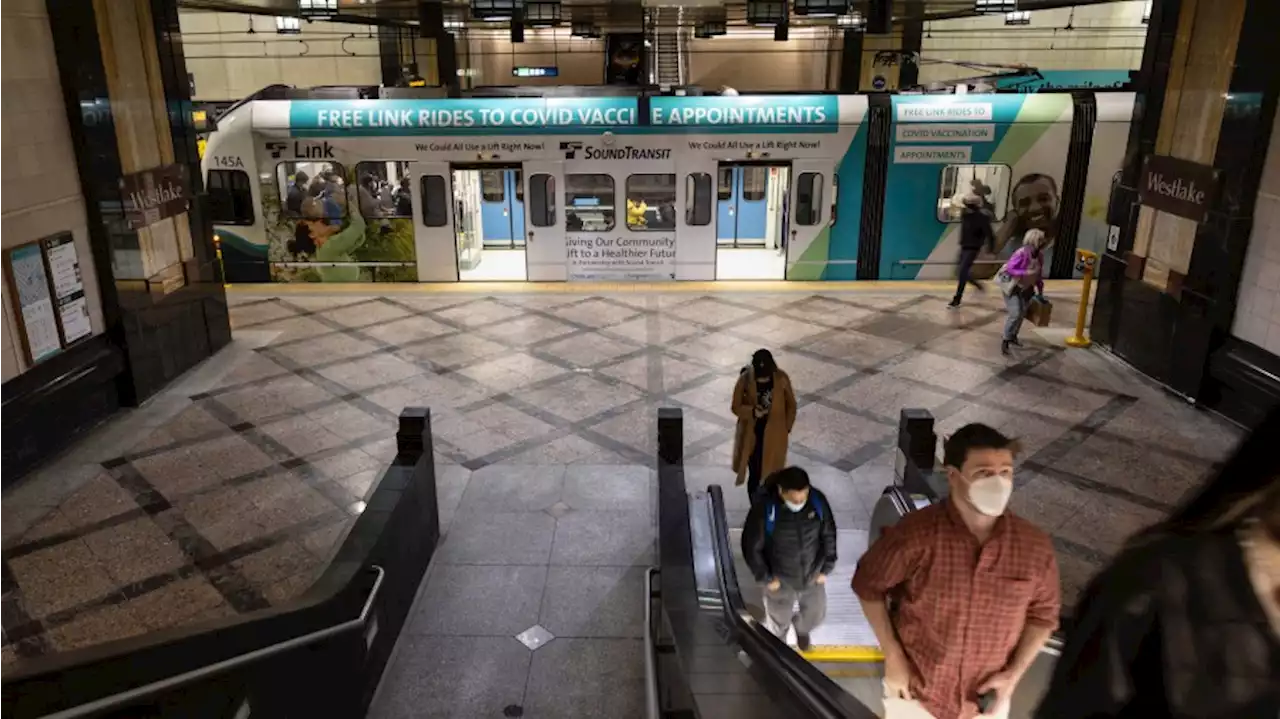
732, 528, 885, 663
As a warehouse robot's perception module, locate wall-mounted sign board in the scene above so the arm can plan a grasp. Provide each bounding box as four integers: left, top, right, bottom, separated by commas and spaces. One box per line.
42, 232, 93, 344
512, 66, 558, 78
119, 162, 191, 230
1138, 154, 1221, 224
6, 243, 61, 363
3, 232, 93, 365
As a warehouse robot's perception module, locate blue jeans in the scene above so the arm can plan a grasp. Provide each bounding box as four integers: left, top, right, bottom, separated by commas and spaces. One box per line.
1003, 288, 1030, 341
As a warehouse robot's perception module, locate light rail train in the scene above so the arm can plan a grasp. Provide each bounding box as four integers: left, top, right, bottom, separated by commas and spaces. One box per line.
202, 89, 1133, 284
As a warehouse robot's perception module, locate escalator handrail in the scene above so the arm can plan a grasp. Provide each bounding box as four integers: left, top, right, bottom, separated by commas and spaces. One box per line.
706, 485, 877, 719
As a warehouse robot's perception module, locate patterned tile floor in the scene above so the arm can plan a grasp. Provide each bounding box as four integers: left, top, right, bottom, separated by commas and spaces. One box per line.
1, 283, 1243, 699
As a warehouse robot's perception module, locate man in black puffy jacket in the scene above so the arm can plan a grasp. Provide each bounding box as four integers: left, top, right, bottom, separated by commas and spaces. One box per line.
742, 466, 838, 651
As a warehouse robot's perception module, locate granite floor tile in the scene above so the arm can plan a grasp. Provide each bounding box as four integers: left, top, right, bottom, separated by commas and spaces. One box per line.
457, 465, 565, 512
523, 638, 645, 719
437, 511, 556, 565
8, 540, 118, 618
367, 635, 531, 719
407, 564, 547, 636
561, 465, 652, 514
129, 577, 227, 632
45, 603, 148, 653
538, 565, 647, 639
231, 540, 317, 587
550, 510, 655, 566
81, 518, 188, 587
311, 448, 384, 481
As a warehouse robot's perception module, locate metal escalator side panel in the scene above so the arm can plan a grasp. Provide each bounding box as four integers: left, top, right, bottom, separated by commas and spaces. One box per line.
705, 485, 878, 719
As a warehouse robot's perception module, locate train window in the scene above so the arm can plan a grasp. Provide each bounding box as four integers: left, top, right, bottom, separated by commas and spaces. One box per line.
685, 173, 713, 226
515, 169, 524, 202
935, 164, 1011, 222
277, 161, 347, 218
717, 168, 732, 201
565, 174, 615, 232
420, 175, 449, 227
626, 174, 677, 232
742, 166, 767, 202
796, 172, 824, 226
480, 170, 505, 203
528, 173, 556, 227
207, 169, 254, 226
355, 161, 414, 219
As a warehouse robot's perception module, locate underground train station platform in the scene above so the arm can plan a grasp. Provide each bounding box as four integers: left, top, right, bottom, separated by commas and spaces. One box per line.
2, 283, 1244, 717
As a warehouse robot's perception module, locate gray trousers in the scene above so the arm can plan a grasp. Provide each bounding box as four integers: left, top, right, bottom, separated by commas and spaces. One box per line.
1003, 288, 1030, 341
763, 581, 827, 639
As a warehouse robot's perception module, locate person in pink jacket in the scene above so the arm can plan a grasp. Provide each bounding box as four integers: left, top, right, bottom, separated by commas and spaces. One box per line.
999, 229, 1050, 356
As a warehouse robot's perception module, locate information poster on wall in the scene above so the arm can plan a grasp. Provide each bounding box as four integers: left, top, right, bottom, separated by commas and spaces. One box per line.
41, 232, 92, 344
566, 235, 676, 281
6, 243, 62, 363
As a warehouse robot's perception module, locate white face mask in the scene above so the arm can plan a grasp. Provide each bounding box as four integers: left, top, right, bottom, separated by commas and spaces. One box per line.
966, 476, 1013, 517
784, 499, 806, 513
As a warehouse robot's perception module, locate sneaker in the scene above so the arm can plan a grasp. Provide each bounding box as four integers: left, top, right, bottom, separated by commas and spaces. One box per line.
796, 633, 812, 651
947, 300, 961, 309
1001, 340, 1011, 356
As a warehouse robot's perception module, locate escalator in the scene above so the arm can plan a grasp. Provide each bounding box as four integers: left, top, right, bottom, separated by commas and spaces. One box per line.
703, 483, 1063, 718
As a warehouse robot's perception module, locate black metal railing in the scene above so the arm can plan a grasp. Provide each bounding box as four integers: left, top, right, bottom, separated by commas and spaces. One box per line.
3, 408, 442, 719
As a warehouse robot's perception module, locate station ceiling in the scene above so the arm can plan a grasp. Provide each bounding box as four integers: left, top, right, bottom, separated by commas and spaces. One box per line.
177, 0, 1127, 31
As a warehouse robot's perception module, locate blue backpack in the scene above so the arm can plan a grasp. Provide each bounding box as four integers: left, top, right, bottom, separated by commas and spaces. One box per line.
764, 494, 825, 538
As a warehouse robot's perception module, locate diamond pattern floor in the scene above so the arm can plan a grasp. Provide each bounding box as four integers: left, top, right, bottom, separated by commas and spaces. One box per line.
1, 286, 1242, 705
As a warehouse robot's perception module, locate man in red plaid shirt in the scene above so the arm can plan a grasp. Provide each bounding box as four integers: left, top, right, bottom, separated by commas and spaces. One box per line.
852, 424, 1060, 719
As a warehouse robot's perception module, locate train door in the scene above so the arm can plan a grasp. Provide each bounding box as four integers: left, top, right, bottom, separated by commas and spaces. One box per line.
523, 160, 566, 281
413, 161, 459, 282
450, 164, 528, 281
786, 160, 833, 280
716, 163, 789, 280
478, 168, 526, 250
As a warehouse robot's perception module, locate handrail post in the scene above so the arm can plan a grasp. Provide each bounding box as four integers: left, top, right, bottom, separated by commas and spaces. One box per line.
658, 407, 683, 465
896, 408, 937, 498
396, 406, 431, 460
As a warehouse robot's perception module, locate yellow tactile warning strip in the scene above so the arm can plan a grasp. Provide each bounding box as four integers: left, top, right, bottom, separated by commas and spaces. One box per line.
800, 645, 886, 664
226, 279, 1086, 296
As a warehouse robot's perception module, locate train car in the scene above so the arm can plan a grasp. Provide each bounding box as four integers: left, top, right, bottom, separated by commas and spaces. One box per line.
201, 90, 1131, 285
202, 94, 867, 284
866, 92, 1134, 280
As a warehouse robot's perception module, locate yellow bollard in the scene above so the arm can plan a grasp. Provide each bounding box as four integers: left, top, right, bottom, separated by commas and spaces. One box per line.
214, 234, 230, 289
1065, 249, 1097, 348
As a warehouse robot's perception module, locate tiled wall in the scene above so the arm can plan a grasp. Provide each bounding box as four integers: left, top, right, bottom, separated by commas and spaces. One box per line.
1232, 108, 1280, 354
0, 0, 105, 381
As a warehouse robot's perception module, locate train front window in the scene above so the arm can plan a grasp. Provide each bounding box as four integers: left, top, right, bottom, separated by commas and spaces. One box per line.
207, 169, 254, 225
277, 161, 347, 219
626, 174, 677, 231
355, 161, 414, 219
565, 174, 615, 232
936, 164, 1011, 222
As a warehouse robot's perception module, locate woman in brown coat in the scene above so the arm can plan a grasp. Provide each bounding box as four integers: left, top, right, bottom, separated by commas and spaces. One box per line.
732, 349, 798, 503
